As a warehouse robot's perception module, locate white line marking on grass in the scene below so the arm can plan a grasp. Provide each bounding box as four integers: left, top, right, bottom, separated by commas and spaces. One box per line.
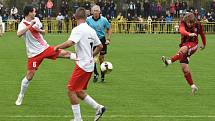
1, 115, 215, 118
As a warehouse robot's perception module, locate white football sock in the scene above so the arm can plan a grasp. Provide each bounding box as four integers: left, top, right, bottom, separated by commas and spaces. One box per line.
70, 53, 76, 60
19, 77, 30, 95
71, 104, 82, 120
83, 95, 100, 109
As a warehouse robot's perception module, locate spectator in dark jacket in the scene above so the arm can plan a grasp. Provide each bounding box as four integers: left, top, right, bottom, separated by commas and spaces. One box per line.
143, 0, 150, 19
211, 0, 215, 12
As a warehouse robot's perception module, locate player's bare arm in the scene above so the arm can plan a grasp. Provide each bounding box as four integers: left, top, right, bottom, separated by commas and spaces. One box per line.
34, 27, 45, 34
105, 27, 112, 44
93, 44, 103, 57
54, 40, 75, 51
17, 20, 36, 37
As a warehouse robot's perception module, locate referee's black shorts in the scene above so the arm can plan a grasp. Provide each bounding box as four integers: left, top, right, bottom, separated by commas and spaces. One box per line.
94, 37, 107, 55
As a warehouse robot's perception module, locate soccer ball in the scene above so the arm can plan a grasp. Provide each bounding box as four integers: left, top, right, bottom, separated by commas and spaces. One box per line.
100, 61, 113, 74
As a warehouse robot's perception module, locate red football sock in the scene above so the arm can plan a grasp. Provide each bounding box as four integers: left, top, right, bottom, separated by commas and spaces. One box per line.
171, 51, 184, 63
184, 72, 194, 86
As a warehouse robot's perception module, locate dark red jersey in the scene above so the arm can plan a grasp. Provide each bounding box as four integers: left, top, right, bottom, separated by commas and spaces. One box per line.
179, 20, 206, 46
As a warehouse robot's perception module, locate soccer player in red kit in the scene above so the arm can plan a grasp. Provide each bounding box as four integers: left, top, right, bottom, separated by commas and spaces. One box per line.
161, 12, 206, 94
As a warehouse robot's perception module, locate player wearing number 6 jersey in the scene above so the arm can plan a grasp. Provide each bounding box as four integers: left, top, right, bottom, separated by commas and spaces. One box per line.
54, 7, 105, 121
15, 5, 76, 106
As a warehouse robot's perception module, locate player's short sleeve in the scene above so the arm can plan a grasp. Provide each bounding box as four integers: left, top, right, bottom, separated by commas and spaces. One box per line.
68, 28, 82, 43
32, 17, 43, 29
103, 17, 110, 29
17, 22, 25, 33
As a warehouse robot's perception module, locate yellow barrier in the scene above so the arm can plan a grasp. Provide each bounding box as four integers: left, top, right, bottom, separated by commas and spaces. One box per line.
3, 20, 215, 34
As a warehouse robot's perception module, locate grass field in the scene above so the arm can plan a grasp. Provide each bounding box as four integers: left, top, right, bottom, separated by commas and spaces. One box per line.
0, 32, 215, 121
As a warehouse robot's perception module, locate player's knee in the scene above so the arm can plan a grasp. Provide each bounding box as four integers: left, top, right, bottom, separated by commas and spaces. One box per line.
180, 46, 188, 54
26, 75, 33, 81
76, 91, 86, 100
26, 70, 35, 80
182, 67, 190, 74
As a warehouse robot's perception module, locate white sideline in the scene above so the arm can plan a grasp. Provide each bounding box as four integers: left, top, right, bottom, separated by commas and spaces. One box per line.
0, 115, 215, 118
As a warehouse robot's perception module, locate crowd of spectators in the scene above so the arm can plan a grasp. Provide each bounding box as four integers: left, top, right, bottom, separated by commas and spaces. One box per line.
0, 0, 215, 32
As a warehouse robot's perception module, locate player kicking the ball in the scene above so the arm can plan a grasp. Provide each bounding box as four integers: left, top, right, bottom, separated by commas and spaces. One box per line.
15, 5, 76, 106
161, 12, 206, 94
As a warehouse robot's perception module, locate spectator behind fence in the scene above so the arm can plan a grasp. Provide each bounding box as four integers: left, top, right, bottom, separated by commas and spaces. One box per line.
60, 0, 69, 16
137, 15, 144, 33
71, 13, 76, 29
126, 13, 133, 33
102, 1, 110, 17
116, 12, 124, 33
64, 14, 69, 33
156, 1, 162, 19
0, 2, 3, 15
159, 15, 165, 33
128, 1, 135, 17
200, 8, 206, 19
175, 0, 180, 18
166, 11, 173, 33
47, 15, 52, 33
136, 0, 141, 17
83, 0, 91, 10
182, 1, 187, 14
203, 16, 209, 32
39, 0, 46, 16
150, 2, 157, 19
56, 12, 64, 33
10, 6, 18, 18
211, 0, 215, 12
109, 0, 116, 19
46, 0, 53, 16
143, 0, 150, 19
72, 0, 80, 13
170, 0, 176, 17
2, 13, 8, 31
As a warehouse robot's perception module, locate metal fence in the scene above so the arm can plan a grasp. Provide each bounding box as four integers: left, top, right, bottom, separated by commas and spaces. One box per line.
2, 20, 215, 34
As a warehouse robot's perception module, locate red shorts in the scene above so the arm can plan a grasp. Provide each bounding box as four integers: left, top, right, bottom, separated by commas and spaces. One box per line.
67, 64, 92, 92
180, 42, 198, 64
27, 46, 61, 70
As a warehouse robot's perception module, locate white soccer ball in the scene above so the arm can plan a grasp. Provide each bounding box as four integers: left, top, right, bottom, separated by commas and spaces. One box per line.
100, 61, 113, 74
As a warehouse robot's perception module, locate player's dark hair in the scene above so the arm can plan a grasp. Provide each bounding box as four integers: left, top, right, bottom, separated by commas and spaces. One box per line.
23, 5, 34, 17
75, 7, 87, 20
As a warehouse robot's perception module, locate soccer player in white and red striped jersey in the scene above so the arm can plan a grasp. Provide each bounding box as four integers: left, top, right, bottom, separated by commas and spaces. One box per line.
15, 5, 76, 106
54, 7, 105, 121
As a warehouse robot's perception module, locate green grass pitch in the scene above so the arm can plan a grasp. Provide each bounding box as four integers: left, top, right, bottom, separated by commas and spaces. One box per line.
0, 32, 215, 121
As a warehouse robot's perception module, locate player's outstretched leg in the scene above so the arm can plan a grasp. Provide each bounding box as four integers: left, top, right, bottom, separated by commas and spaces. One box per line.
94, 105, 106, 121
161, 56, 172, 66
